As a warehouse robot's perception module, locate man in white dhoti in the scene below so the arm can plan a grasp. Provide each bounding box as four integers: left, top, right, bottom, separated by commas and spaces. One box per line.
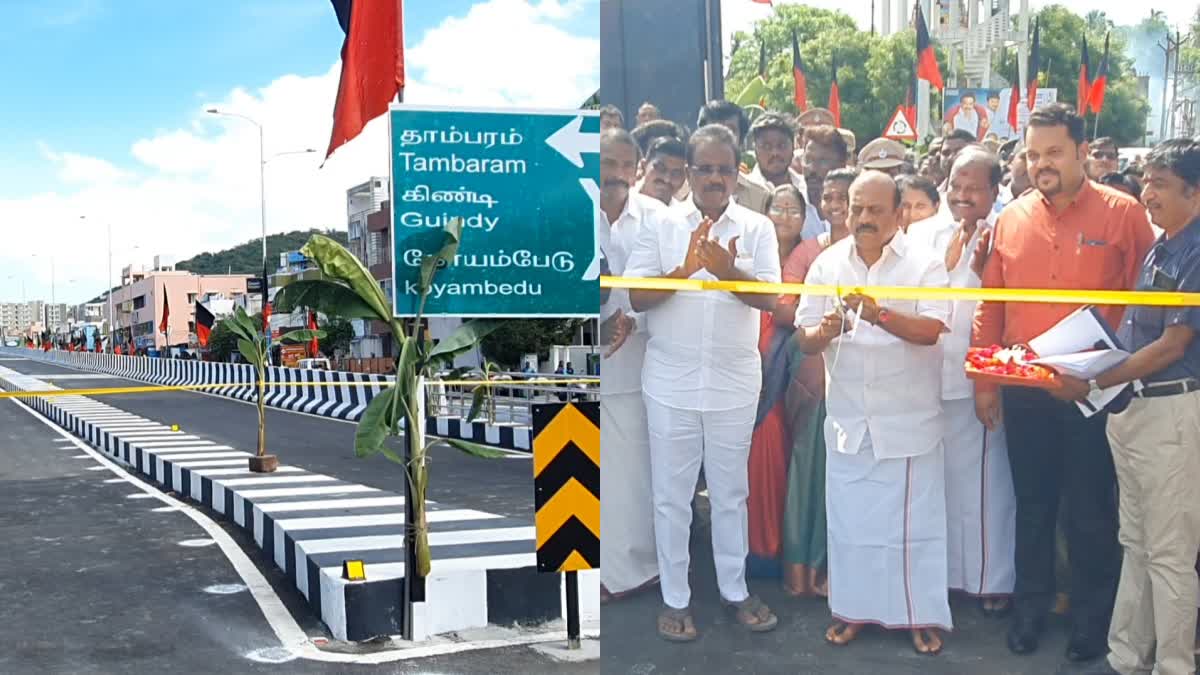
794, 171, 953, 654
908, 147, 1017, 616
626, 124, 782, 641
598, 129, 662, 602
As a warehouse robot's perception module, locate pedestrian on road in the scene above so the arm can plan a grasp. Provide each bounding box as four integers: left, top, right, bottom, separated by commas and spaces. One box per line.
794, 170, 953, 655
972, 103, 1156, 662
597, 128, 662, 606
1053, 138, 1200, 675
908, 148, 1017, 617
627, 123, 782, 642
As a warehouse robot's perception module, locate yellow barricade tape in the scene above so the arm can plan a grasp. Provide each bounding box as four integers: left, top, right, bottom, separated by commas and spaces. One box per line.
599, 276, 1200, 307
0, 378, 600, 400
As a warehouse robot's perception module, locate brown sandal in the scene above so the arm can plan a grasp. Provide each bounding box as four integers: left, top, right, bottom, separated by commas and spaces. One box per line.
723, 595, 778, 632
657, 606, 698, 642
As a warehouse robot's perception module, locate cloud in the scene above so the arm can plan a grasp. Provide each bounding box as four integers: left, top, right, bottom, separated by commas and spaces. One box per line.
0, 0, 598, 305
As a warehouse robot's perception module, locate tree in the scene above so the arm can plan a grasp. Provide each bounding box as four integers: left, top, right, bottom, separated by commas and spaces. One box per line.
479, 319, 584, 369
318, 316, 354, 357
724, 5, 947, 144
1019, 6, 1151, 145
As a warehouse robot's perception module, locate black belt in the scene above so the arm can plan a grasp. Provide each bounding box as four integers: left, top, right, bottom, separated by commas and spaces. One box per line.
1135, 378, 1200, 399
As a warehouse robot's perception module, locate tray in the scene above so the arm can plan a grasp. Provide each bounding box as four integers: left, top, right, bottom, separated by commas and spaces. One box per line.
965, 366, 1062, 390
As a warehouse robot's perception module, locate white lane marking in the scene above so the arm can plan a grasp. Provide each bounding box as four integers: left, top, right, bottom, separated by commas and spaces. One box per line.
152, 506, 182, 513
275, 509, 502, 531
125, 493, 155, 500
256, 496, 407, 513
71, 454, 91, 459
86, 466, 108, 472
103, 478, 125, 483
179, 538, 217, 548
191, 466, 303, 477
5, 370, 584, 663
204, 584, 248, 595
296, 527, 535, 556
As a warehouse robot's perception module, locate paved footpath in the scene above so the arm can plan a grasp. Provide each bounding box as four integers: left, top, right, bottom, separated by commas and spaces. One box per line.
601, 504, 1077, 675
0, 382, 596, 674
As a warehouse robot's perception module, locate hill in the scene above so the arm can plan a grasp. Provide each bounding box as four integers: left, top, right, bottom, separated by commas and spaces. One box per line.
176, 229, 349, 276
86, 229, 350, 303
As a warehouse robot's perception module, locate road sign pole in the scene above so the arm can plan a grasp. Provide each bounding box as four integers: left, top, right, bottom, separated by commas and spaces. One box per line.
565, 570, 581, 649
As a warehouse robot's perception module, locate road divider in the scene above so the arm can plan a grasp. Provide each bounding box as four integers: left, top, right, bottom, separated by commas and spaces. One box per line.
600, 275, 1200, 306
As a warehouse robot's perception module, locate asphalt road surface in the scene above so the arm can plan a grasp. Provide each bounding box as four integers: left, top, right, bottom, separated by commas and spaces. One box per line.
601, 500, 1079, 675
0, 356, 535, 519
0, 358, 596, 674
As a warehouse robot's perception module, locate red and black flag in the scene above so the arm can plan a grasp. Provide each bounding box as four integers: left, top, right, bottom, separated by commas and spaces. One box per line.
262, 302, 272, 333
325, 0, 406, 162
308, 310, 320, 357
904, 59, 918, 128
1008, 54, 1021, 131
915, 2, 943, 91
159, 284, 170, 336
1077, 35, 1091, 116
195, 301, 215, 348
829, 54, 841, 128
1089, 32, 1111, 114
1028, 19, 1041, 111
792, 30, 808, 111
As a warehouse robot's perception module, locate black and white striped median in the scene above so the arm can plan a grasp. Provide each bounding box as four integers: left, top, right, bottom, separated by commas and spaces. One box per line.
0, 364, 599, 642
0, 348, 532, 452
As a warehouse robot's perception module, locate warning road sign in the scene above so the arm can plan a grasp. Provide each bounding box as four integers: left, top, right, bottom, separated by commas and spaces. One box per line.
883, 106, 917, 141
532, 402, 599, 573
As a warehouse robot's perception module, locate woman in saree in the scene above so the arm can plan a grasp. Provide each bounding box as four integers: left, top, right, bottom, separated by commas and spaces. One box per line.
780, 168, 856, 597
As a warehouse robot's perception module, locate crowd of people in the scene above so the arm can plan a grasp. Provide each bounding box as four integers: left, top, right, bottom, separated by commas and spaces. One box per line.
598, 98, 1200, 675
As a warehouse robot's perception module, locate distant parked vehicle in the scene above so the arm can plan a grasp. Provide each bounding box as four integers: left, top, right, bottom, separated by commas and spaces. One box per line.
298, 358, 330, 370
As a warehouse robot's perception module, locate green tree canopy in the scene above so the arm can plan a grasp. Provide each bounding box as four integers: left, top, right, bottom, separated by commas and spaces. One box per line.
479, 319, 585, 370
725, 5, 946, 145
1003, 5, 1150, 145
725, 4, 1152, 147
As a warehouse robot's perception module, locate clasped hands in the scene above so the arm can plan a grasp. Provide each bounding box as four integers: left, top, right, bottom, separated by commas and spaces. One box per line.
670, 218, 740, 280
815, 292, 882, 341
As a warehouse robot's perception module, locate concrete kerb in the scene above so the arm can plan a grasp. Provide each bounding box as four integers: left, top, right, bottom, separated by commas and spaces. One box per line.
0, 348, 531, 452
0, 364, 599, 643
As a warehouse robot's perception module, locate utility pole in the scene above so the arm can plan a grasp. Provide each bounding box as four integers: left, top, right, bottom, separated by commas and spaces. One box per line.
1159, 34, 1174, 141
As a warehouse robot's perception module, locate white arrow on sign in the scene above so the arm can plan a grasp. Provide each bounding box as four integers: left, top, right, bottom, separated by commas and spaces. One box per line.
546, 115, 600, 168
580, 178, 602, 281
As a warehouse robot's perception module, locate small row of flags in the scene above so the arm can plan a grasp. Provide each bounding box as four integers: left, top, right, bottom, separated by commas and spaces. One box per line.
750, 1, 1112, 133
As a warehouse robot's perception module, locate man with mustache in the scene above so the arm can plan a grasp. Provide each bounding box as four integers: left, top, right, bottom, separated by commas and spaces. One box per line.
626, 124, 782, 641
692, 100, 771, 214
597, 128, 666, 605
1053, 139, 1200, 675
638, 137, 687, 207
746, 112, 826, 240
793, 171, 953, 655
972, 103, 1156, 662
908, 148, 1017, 618
801, 125, 850, 224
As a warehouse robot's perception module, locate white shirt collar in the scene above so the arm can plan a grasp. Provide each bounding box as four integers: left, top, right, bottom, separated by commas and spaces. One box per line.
847, 226, 909, 263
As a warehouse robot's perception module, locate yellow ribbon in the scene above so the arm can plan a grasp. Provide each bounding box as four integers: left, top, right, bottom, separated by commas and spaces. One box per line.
600, 276, 1200, 307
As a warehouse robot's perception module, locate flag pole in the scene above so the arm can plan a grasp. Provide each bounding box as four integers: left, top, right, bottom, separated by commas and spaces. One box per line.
1093, 107, 1101, 139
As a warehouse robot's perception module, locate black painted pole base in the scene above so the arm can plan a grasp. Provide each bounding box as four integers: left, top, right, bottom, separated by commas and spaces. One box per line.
565, 571, 580, 649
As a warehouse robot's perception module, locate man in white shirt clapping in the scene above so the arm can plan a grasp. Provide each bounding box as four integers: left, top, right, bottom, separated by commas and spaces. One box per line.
626, 124, 782, 642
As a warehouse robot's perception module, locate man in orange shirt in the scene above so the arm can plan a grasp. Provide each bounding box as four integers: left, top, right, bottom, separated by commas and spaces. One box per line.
972, 103, 1156, 663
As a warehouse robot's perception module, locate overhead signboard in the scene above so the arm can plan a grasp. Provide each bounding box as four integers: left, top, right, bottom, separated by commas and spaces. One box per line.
389, 105, 599, 317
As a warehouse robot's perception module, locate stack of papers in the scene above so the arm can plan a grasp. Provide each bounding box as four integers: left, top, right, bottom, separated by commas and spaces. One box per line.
1027, 307, 1140, 417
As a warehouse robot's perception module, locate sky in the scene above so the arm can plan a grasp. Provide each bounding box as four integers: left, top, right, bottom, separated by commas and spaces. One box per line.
723, 0, 1197, 47
0, 0, 599, 305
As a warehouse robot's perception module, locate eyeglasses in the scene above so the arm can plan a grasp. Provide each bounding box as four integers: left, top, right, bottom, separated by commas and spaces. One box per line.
689, 165, 738, 177
768, 207, 805, 217
1091, 151, 1118, 160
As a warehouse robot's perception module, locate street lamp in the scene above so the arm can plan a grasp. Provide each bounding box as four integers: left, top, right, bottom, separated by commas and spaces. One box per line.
205, 107, 316, 363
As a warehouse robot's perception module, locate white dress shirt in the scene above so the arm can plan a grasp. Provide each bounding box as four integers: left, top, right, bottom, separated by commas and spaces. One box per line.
907, 210, 997, 401
599, 192, 664, 397
624, 198, 782, 412
794, 229, 951, 459
747, 165, 829, 241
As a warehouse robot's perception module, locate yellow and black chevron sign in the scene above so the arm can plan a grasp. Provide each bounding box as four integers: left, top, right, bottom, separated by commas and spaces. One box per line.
533, 402, 599, 573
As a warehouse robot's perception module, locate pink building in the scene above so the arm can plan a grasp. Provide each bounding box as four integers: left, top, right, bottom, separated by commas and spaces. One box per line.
110, 263, 249, 351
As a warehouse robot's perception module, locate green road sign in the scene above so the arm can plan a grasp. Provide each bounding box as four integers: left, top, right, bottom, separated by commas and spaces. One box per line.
389, 105, 600, 317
